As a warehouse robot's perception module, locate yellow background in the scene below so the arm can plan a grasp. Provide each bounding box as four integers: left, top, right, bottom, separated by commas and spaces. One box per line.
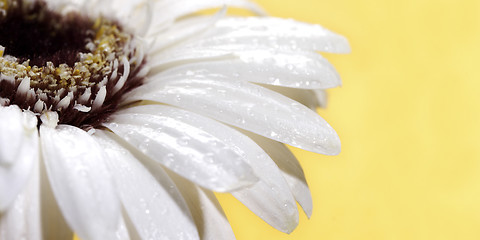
217, 0, 480, 239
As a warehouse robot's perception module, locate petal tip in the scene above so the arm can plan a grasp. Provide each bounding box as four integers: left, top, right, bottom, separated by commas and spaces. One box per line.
315, 131, 341, 156
338, 36, 352, 54
281, 215, 300, 234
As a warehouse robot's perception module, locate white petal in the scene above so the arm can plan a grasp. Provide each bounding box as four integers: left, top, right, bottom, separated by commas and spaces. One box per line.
113, 217, 131, 240
166, 172, 235, 240
149, 9, 226, 51
103, 105, 258, 192
221, 132, 299, 233
261, 85, 325, 110
148, 48, 234, 75
116, 105, 298, 233
0, 106, 39, 211
94, 131, 199, 240
314, 89, 328, 108
0, 153, 41, 240
156, 50, 341, 89
241, 131, 313, 217
232, 183, 298, 233
126, 75, 341, 155
148, 0, 264, 32
39, 156, 73, 240
0, 106, 35, 166
40, 125, 121, 240
186, 17, 350, 53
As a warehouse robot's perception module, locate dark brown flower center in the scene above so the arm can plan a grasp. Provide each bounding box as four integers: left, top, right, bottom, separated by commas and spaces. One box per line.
0, 0, 147, 129
0, 0, 92, 66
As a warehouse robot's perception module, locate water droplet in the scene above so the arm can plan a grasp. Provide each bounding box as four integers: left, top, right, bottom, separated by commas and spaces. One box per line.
164, 153, 175, 166
204, 153, 215, 163
177, 137, 189, 146
235, 118, 246, 124
139, 139, 150, 153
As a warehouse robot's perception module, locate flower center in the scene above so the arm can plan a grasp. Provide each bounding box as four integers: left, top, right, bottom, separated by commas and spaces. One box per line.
0, 0, 146, 129
0, 0, 91, 66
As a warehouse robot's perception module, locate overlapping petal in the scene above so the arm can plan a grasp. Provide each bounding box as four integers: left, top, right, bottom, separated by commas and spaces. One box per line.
149, 10, 226, 52
149, 0, 265, 30
241, 131, 313, 217
39, 158, 73, 240
0, 106, 39, 212
126, 74, 341, 155
166, 171, 236, 240
103, 105, 258, 192
0, 153, 41, 240
111, 105, 300, 232
195, 17, 350, 53
152, 49, 341, 89
40, 125, 121, 240
95, 131, 200, 240
261, 85, 327, 110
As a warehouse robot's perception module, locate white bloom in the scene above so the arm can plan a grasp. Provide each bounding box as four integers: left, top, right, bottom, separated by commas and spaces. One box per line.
0, 0, 349, 239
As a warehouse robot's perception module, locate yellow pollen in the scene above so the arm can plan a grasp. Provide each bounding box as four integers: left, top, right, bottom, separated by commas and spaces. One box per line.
0, 0, 8, 12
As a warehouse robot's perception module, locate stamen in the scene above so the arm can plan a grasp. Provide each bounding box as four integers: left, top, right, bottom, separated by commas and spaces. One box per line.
112, 56, 130, 94
33, 99, 44, 112
17, 77, 31, 96
78, 87, 92, 103
57, 91, 73, 110
40, 110, 59, 128
92, 85, 106, 111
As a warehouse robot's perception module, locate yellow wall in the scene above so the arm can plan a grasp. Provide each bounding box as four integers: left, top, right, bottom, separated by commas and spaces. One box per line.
217, 0, 480, 239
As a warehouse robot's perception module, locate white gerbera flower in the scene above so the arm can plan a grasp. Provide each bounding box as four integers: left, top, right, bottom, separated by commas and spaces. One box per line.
0, 0, 350, 239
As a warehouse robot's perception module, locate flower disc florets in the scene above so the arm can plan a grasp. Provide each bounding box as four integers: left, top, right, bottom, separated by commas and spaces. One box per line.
0, 0, 146, 128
